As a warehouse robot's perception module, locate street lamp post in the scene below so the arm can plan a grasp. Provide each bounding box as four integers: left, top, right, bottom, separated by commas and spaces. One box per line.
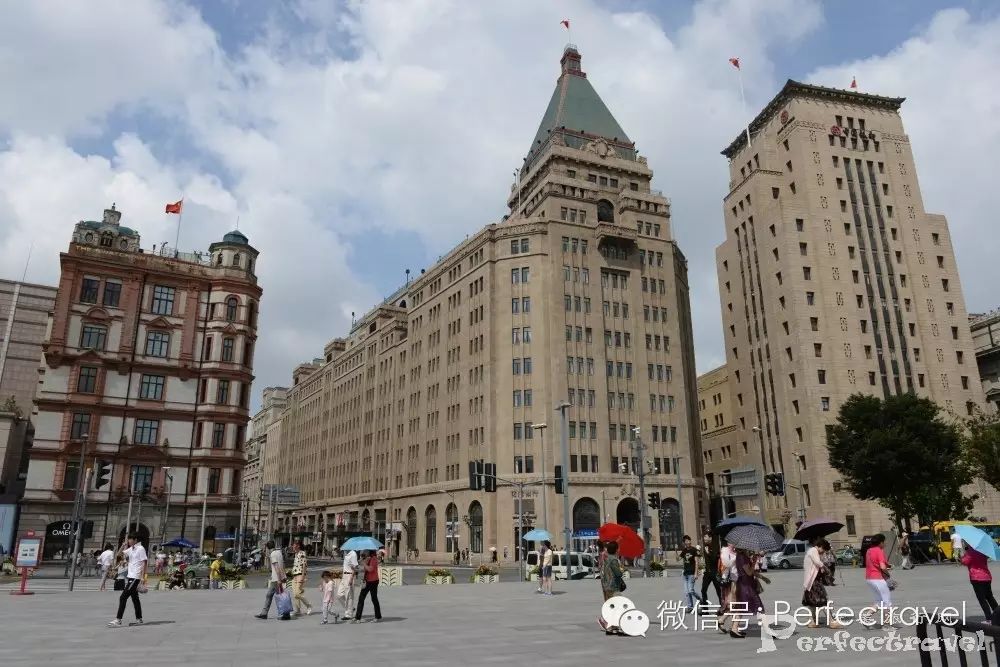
556, 402, 572, 555
751, 426, 768, 526
68, 434, 90, 592
791, 452, 806, 522
535, 423, 548, 530
160, 467, 173, 548
630, 428, 652, 576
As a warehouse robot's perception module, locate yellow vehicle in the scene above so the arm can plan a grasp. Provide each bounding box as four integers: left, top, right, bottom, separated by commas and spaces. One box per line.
929, 521, 1000, 560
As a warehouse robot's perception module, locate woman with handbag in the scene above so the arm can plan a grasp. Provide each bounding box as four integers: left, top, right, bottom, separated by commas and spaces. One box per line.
802, 539, 843, 628
352, 551, 382, 623
864, 533, 894, 626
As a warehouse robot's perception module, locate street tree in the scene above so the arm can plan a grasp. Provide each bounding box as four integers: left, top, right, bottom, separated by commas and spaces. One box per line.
964, 407, 1000, 493
826, 393, 975, 532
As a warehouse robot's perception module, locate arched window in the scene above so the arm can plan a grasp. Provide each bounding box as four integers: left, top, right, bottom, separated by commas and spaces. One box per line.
572, 497, 601, 553
405, 506, 417, 551
445, 503, 458, 553
225, 297, 238, 322
100, 232, 114, 247
597, 199, 614, 223
232, 252, 241, 268
468, 501, 484, 554
216, 253, 223, 266
425, 505, 437, 552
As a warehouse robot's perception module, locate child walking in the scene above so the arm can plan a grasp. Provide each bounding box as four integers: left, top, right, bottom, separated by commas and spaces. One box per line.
319, 570, 337, 624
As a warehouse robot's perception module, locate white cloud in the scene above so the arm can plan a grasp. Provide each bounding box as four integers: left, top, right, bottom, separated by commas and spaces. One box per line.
4, 0, 993, 404
807, 8, 1000, 314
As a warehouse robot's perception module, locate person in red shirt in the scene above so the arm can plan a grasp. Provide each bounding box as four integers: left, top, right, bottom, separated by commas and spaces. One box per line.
352, 551, 382, 623
960, 542, 997, 620
864, 534, 893, 627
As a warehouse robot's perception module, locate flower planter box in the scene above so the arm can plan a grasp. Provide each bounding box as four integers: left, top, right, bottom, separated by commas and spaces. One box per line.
222, 579, 247, 590
380, 566, 403, 587
473, 574, 499, 584
424, 575, 453, 585
157, 580, 169, 591
527, 573, 539, 582
647, 570, 664, 578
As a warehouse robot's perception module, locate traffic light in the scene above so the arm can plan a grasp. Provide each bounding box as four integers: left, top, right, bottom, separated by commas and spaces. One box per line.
95, 460, 112, 489
765, 473, 785, 496
484, 462, 496, 493
647, 492, 660, 510
468, 460, 483, 491
554, 465, 564, 494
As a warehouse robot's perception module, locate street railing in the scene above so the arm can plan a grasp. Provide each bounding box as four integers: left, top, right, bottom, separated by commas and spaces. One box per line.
916, 614, 998, 666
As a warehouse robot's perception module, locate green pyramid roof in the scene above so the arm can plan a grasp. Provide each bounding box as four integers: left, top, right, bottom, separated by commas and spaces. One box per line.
524, 46, 635, 170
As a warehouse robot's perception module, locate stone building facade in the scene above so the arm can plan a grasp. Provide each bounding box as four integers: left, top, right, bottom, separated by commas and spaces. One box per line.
20, 206, 261, 557
273, 46, 705, 561
243, 385, 288, 537
971, 310, 1000, 413
710, 80, 998, 541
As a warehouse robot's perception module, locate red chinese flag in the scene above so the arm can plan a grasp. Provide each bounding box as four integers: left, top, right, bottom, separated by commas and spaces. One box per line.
165, 200, 183, 214
560, 19, 570, 29
729, 57, 740, 70
850, 76, 858, 89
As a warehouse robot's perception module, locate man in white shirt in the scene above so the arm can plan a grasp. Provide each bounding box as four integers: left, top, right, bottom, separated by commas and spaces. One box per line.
951, 530, 964, 563
108, 534, 147, 627
98, 543, 115, 579
255, 540, 290, 620
340, 549, 358, 619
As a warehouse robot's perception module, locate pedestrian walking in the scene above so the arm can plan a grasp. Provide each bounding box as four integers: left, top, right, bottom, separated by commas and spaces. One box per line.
255, 540, 291, 620
289, 540, 313, 616
98, 543, 114, 579
718, 541, 739, 635
678, 535, 702, 612
699, 533, 722, 606
598, 541, 627, 635
503, 545, 509, 561
899, 533, 913, 570
340, 548, 358, 619
352, 551, 382, 623
951, 530, 964, 563
960, 541, 998, 621
210, 553, 224, 589
538, 540, 554, 596
319, 570, 337, 624
802, 539, 842, 628
730, 549, 768, 638
105, 534, 147, 627
864, 534, 893, 627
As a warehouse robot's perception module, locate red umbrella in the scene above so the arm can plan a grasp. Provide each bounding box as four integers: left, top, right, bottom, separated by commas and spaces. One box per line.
598, 523, 645, 559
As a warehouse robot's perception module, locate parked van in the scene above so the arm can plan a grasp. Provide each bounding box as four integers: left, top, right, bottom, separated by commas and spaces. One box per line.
525, 551, 596, 580
767, 540, 808, 569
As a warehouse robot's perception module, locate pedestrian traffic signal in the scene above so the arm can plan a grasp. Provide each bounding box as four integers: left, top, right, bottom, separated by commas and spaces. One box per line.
469, 460, 483, 491
95, 460, 112, 489
484, 462, 496, 493
554, 465, 564, 494
647, 492, 660, 510
764, 472, 785, 496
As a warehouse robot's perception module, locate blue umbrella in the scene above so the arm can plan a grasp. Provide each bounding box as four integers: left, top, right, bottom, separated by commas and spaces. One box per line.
163, 538, 197, 549
955, 524, 1000, 561
340, 536, 382, 552
715, 516, 766, 537
522, 529, 553, 542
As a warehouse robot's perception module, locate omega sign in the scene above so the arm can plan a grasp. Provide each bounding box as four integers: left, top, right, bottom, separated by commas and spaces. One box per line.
50, 522, 73, 537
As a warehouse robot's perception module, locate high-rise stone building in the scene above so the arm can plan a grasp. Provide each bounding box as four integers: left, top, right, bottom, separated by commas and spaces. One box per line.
20, 206, 261, 556
243, 385, 288, 536
709, 80, 998, 539
274, 46, 704, 561
971, 310, 1000, 413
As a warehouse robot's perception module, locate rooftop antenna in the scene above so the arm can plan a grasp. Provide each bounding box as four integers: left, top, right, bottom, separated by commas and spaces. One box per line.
351, 311, 356, 326
20, 241, 33, 282
235, 215, 240, 230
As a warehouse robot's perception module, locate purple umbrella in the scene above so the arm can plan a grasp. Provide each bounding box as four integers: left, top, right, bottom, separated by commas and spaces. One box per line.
794, 518, 844, 542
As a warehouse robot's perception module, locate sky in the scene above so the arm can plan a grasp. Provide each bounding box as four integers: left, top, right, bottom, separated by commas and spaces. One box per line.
2, 0, 999, 412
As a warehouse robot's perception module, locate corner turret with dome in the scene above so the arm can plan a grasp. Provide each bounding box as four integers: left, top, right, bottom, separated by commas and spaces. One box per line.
210, 228, 259, 276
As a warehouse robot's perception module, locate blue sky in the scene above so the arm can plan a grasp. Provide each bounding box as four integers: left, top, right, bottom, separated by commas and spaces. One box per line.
2, 0, 999, 410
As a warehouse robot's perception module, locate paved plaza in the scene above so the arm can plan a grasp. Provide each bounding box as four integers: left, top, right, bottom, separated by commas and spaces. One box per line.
0, 564, 995, 666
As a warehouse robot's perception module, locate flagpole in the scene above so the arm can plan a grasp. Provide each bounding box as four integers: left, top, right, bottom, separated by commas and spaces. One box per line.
173, 199, 184, 257
737, 67, 751, 149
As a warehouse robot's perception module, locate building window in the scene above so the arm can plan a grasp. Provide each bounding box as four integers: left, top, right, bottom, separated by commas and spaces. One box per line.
845, 514, 856, 536
103, 281, 122, 307
77, 367, 98, 393
151, 285, 176, 315
131, 465, 154, 494
145, 331, 170, 357
139, 374, 165, 400
203, 336, 213, 361
62, 461, 81, 491
208, 468, 221, 494
70, 413, 91, 440
225, 297, 239, 322
212, 423, 226, 448
222, 337, 235, 362
133, 419, 160, 445
821, 397, 830, 412
79, 278, 99, 303
80, 324, 107, 350
217, 379, 230, 404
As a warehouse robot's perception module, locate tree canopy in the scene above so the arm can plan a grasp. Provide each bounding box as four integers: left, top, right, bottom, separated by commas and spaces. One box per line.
826, 392, 975, 529
964, 407, 1000, 493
